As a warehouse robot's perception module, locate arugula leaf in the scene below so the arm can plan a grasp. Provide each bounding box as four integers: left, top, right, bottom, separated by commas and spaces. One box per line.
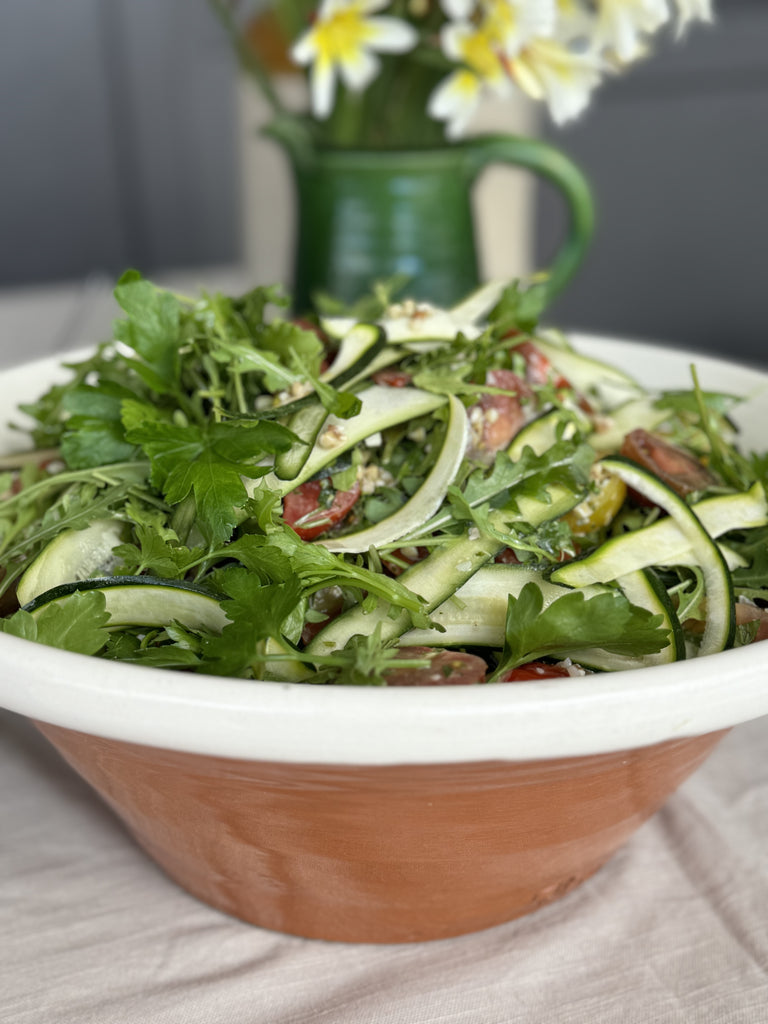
730, 525, 768, 597
401, 441, 592, 544
491, 582, 669, 678
488, 280, 549, 334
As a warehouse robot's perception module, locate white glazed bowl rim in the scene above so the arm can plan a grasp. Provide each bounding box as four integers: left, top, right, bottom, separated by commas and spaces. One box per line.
1, 335, 767, 764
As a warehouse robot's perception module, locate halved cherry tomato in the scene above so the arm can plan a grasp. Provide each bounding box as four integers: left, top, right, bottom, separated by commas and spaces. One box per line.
512, 341, 593, 413
497, 661, 577, 682
373, 368, 412, 387
383, 647, 488, 686
564, 463, 627, 536
469, 368, 530, 458
735, 603, 768, 643
282, 480, 361, 541
513, 341, 570, 389
301, 585, 346, 644
620, 429, 716, 498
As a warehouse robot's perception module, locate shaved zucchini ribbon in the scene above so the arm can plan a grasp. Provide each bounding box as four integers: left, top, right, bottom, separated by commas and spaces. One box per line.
319, 394, 468, 553
554, 462, 768, 658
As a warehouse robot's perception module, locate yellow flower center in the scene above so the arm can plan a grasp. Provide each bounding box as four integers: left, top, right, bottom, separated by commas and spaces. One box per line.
313, 5, 373, 63
459, 27, 501, 79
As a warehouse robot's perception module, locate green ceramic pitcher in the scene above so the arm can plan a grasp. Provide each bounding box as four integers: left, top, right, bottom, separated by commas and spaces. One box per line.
267, 129, 594, 313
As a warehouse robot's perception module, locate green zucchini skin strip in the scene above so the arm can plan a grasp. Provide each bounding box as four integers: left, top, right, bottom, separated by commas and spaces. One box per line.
519, 334, 644, 409
319, 394, 469, 554
307, 484, 582, 655
251, 385, 447, 499
554, 456, 735, 658
551, 482, 767, 587
401, 564, 683, 670
23, 576, 231, 634
319, 323, 387, 386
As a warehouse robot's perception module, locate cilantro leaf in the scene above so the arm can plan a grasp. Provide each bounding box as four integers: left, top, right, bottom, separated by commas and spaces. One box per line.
201, 569, 304, 676
491, 582, 669, 678
1, 591, 111, 657
226, 530, 426, 615
123, 405, 295, 544
113, 272, 182, 394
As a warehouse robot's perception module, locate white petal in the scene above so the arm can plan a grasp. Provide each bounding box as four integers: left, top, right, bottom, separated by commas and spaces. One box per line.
487, 0, 557, 55
441, 0, 475, 18
427, 69, 483, 138
365, 16, 419, 53
310, 59, 337, 119
512, 39, 604, 124
439, 21, 473, 62
595, 0, 670, 62
290, 31, 317, 67
339, 48, 380, 92
674, 0, 713, 34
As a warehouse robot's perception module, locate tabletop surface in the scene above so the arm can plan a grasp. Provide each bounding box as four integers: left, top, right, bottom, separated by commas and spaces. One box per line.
1, 271, 766, 1023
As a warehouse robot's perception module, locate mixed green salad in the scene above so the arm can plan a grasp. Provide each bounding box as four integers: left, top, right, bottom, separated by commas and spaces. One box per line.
1, 273, 767, 686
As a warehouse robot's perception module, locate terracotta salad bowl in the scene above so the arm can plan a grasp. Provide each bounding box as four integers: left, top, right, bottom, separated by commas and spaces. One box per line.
1, 281, 766, 943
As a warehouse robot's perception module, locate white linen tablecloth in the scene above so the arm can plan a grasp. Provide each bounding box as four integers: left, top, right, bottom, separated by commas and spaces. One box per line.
1, 711, 766, 1023
1, 272, 767, 1022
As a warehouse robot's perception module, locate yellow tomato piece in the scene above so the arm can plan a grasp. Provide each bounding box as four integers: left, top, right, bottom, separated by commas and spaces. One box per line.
565, 463, 627, 536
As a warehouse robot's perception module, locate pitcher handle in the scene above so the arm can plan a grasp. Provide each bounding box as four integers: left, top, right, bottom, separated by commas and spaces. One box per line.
462, 134, 595, 299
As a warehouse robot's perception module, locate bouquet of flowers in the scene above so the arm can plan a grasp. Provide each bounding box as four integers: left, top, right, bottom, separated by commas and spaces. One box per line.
211, 0, 713, 148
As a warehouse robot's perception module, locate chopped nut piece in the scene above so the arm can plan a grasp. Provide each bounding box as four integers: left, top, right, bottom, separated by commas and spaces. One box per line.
319, 424, 346, 449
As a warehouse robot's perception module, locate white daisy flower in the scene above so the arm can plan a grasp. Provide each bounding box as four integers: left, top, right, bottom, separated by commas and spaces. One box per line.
290, 0, 418, 119
428, 19, 511, 137
593, 0, 670, 63
482, 0, 557, 57
511, 37, 605, 124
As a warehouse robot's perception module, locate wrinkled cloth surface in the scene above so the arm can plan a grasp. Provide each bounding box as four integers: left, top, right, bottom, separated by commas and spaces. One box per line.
1, 710, 766, 1024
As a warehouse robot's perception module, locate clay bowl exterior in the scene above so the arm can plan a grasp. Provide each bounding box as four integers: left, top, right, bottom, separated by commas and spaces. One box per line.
2, 337, 768, 943
35, 721, 725, 943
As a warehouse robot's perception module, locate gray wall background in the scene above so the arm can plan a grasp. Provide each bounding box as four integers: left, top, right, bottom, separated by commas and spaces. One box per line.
0, 0, 240, 286
537, 0, 768, 367
0, 1, 765, 367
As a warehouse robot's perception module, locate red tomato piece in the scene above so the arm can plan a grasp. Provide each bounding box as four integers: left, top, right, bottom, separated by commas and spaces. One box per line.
497, 661, 576, 682
301, 585, 346, 644
283, 480, 361, 541
620, 429, 716, 497
373, 368, 412, 387
514, 341, 570, 389
735, 603, 768, 643
383, 647, 488, 686
469, 368, 530, 457
494, 547, 521, 565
